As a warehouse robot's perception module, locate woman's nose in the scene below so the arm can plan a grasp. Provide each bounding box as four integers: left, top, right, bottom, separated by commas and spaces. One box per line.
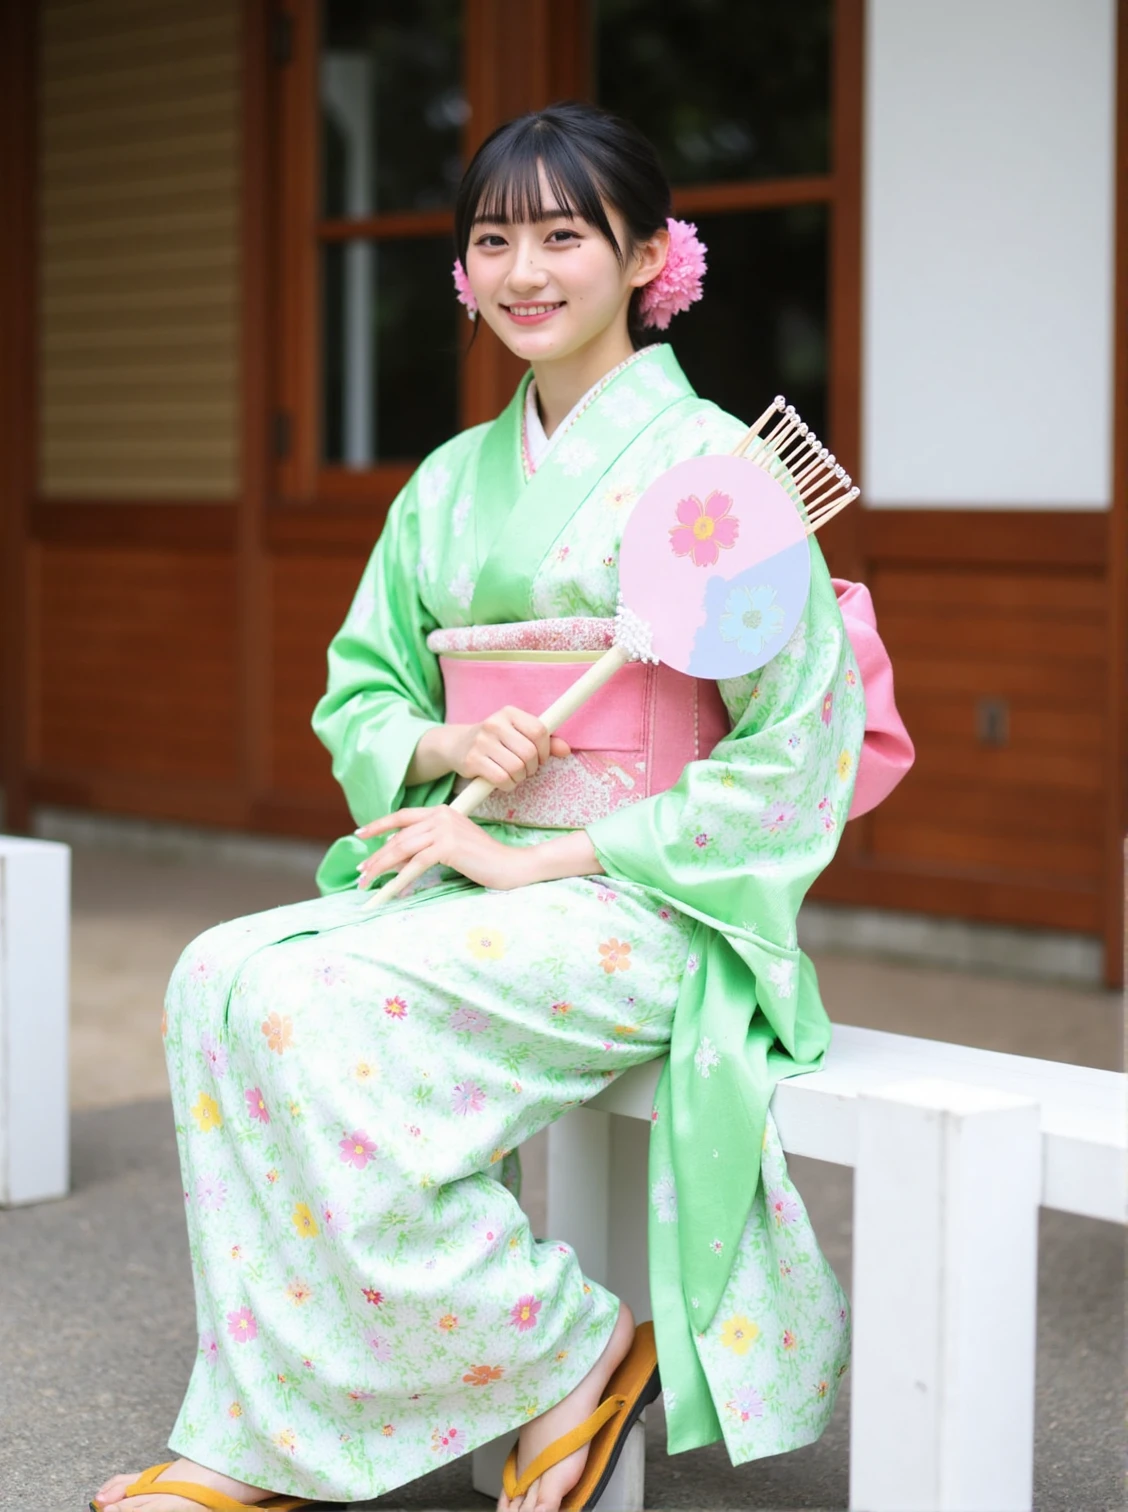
506, 254, 550, 294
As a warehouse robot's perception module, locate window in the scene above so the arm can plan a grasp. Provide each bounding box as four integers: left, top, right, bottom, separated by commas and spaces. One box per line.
270, 1, 857, 521
595, 0, 834, 438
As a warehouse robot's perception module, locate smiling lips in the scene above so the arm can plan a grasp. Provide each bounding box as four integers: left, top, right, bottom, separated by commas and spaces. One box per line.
503, 301, 564, 325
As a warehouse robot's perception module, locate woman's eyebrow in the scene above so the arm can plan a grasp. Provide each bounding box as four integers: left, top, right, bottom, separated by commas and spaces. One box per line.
472, 206, 577, 226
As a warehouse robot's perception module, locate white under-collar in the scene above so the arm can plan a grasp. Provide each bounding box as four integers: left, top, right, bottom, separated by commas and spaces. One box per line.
523, 348, 653, 475
523, 378, 586, 472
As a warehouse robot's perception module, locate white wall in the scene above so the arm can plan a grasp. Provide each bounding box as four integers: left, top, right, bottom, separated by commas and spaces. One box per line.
863, 0, 1116, 508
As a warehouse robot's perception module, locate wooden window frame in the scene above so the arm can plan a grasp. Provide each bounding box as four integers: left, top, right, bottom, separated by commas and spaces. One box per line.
268, 0, 864, 549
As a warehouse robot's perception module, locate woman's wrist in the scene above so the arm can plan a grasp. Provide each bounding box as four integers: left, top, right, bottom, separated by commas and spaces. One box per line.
406, 724, 463, 786
517, 829, 604, 887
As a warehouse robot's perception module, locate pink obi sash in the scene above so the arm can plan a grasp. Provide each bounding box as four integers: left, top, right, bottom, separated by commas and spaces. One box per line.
431, 619, 729, 828
831, 579, 915, 818
427, 597, 914, 829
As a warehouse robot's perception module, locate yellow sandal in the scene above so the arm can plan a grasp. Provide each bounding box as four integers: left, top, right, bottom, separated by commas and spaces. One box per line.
502, 1320, 661, 1511
90, 1461, 311, 1511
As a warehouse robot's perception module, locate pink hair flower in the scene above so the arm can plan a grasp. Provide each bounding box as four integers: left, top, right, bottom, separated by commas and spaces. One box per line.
638, 218, 707, 330
452, 259, 478, 320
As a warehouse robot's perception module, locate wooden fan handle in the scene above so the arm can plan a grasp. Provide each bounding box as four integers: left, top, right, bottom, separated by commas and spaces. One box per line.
364, 643, 631, 908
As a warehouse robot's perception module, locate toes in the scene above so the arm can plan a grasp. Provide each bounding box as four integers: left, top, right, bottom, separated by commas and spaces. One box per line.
92, 1475, 133, 1510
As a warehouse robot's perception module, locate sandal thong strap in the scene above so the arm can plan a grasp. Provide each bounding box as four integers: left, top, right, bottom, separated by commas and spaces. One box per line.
502, 1392, 627, 1500
121, 1462, 309, 1511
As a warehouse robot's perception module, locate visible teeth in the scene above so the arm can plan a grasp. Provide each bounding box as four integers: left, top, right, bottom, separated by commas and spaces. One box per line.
510, 304, 559, 316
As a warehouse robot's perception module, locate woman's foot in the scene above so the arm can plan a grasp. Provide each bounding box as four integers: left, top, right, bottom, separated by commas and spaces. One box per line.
498, 1301, 636, 1512
91, 1458, 277, 1512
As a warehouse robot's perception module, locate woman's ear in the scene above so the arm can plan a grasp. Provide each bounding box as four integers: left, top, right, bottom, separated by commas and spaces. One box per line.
630, 225, 670, 291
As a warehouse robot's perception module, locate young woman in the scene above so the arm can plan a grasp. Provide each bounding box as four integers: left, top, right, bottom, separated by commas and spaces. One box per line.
93, 101, 865, 1512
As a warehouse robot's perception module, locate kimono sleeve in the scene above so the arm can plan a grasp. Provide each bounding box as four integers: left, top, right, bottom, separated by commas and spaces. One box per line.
311, 476, 455, 890
585, 545, 864, 964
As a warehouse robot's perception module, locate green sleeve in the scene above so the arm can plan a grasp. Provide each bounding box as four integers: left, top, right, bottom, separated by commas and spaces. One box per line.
311, 476, 456, 893
585, 544, 863, 971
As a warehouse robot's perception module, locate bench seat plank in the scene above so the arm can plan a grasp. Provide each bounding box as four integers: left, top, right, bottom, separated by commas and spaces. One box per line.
589, 1022, 1127, 1225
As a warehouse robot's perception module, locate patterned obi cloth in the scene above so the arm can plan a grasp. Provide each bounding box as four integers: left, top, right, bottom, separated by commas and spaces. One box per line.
427, 618, 730, 829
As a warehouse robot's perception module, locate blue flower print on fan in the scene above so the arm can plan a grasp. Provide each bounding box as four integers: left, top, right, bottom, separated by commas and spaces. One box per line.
718, 584, 786, 658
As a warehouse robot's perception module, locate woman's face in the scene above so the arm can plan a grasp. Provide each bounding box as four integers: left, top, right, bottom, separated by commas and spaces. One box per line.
464, 160, 660, 365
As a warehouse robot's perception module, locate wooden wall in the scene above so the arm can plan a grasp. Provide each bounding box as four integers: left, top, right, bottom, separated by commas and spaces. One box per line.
2, 1, 1122, 982
39, 0, 240, 499
809, 512, 1109, 937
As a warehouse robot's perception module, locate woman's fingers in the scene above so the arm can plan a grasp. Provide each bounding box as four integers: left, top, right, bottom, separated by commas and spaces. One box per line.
355, 807, 432, 839
483, 718, 540, 781
505, 707, 552, 768
481, 756, 521, 791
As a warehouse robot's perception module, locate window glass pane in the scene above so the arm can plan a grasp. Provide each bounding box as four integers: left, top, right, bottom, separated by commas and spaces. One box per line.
662, 207, 828, 440
320, 0, 465, 218
595, 0, 831, 183
321, 237, 459, 466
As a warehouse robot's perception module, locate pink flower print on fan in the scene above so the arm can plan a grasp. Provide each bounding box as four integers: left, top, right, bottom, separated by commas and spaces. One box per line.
244, 1087, 270, 1124
200, 1032, 228, 1077
668, 490, 740, 568
227, 1307, 257, 1344
472, 1216, 503, 1253
760, 802, 797, 835
313, 958, 345, 986
367, 1333, 393, 1362
767, 1187, 801, 1227
845, 666, 857, 688
195, 1173, 227, 1212
384, 995, 408, 1019
200, 1330, 219, 1367
694, 832, 710, 849
782, 1329, 797, 1350
188, 958, 212, 983
339, 1130, 377, 1169
817, 796, 836, 833
451, 1080, 486, 1116
431, 1425, 464, 1459
449, 1005, 490, 1034
509, 1295, 542, 1332
821, 690, 834, 726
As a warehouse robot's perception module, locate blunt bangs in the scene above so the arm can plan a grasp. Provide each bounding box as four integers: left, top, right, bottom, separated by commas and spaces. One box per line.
455, 116, 624, 266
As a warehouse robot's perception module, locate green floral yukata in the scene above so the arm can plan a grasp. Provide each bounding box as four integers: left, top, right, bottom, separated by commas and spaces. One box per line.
163, 344, 863, 1501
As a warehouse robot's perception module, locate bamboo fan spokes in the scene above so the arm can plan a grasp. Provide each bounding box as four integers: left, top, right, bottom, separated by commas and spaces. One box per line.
732, 395, 860, 535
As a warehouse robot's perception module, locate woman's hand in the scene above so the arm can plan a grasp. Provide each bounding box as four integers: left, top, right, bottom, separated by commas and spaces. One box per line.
407, 709, 570, 789
355, 805, 535, 892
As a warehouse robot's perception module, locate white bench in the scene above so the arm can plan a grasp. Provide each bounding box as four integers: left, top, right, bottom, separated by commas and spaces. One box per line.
0, 836, 70, 1206
473, 1024, 1126, 1512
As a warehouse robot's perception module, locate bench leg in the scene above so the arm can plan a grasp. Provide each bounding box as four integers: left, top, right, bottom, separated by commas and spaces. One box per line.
472, 1109, 648, 1510
849, 1077, 1041, 1512
0, 839, 70, 1206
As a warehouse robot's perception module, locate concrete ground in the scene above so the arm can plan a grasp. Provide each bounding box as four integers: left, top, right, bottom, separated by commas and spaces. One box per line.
1, 845, 1124, 1511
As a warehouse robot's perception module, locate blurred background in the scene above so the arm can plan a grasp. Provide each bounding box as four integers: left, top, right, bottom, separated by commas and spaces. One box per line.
0, 5, 1123, 1507
0, 0, 1123, 984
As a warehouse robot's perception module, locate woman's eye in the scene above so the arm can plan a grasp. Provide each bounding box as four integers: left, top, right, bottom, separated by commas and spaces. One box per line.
547, 229, 579, 244
475, 234, 506, 248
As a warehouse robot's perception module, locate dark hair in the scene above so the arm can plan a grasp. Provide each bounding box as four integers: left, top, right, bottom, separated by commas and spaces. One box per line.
454, 101, 671, 346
